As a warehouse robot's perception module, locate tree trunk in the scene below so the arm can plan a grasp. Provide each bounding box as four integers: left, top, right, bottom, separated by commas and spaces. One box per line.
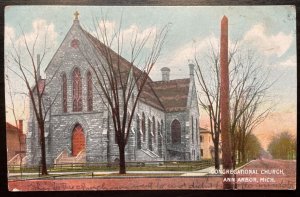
241, 146, 246, 163
214, 140, 220, 170
238, 149, 241, 164
39, 123, 48, 175
232, 141, 236, 169
119, 145, 126, 174
237, 137, 242, 164
240, 131, 245, 163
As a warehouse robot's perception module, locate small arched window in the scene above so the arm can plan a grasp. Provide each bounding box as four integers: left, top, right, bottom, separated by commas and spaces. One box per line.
142, 113, 146, 141
152, 116, 156, 143
191, 116, 194, 143
196, 119, 199, 145
161, 120, 164, 141
157, 121, 162, 157
158, 121, 161, 136
161, 120, 164, 134
73, 67, 82, 112
148, 118, 153, 151
136, 115, 141, 149
87, 71, 93, 111
171, 119, 181, 144
62, 73, 67, 113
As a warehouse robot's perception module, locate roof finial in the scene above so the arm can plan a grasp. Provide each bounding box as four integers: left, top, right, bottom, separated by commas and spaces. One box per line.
74, 11, 80, 20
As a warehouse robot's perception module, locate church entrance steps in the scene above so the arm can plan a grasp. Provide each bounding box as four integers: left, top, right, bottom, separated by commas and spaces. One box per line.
54, 150, 86, 164
148, 150, 160, 158
136, 149, 161, 161
8, 154, 20, 165
8, 154, 26, 166
22, 156, 27, 165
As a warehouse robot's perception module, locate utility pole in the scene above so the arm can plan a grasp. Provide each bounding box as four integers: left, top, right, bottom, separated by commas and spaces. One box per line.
220, 15, 234, 189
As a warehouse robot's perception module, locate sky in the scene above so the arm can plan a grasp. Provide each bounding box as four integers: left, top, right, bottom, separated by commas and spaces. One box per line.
4, 6, 297, 149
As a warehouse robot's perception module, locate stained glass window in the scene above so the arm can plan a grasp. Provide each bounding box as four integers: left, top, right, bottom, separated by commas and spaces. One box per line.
136, 115, 141, 149
192, 116, 194, 143
171, 119, 181, 144
62, 73, 67, 112
73, 67, 82, 111
87, 71, 93, 111
152, 116, 156, 144
142, 113, 146, 142
148, 118, 153, 151
71, 39, 79, 48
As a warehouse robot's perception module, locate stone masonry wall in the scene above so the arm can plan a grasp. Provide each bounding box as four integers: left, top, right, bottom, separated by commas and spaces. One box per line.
107, 98, 166, 163
26, 19, 200, 165
44, 20, 109, 164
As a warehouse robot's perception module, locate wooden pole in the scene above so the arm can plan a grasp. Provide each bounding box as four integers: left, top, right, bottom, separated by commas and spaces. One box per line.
220, 15, 233, 189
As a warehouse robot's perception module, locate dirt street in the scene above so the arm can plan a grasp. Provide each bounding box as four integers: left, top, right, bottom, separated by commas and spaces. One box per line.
8, 159, 296, 191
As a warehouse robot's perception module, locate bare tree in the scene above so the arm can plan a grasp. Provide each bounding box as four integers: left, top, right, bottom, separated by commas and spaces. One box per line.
229, 48, 274, 168
235, 95, 271, 163
194, 43, 273, 169
6, 26, 61, 175
194, 43, 221, 169
194, 41, 237, 170
79, 15, 169, 174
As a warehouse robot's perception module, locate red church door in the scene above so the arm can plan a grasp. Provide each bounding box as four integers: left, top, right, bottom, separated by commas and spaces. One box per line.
72, 124, 85, 156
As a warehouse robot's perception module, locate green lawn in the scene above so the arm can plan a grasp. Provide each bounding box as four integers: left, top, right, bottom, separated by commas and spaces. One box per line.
8, 160, 214, 173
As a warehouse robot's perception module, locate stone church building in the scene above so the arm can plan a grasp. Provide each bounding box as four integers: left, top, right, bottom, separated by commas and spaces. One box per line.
26, 13, 200, 165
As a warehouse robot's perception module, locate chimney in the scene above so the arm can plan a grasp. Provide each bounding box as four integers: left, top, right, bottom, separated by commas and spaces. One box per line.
37, 54, 41, 80
161, 67, 170, 81
188, 63, 195, 76
18, 120, 23, 135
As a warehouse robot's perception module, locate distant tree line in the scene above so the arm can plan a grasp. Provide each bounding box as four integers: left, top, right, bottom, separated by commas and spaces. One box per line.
268, 131, 296, 160
243, 134, 262, 161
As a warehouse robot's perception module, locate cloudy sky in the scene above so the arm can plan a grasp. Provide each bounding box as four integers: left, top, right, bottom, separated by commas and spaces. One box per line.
5, 6, 296, 148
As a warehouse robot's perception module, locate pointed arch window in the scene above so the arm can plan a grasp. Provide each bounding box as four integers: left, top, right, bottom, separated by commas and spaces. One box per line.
157, 121, 162, 157
148, 118, 153, 151
73, 67, 82, 112
136, 115, 141, 149
191, 116, 194, 144
62, 73, 67, 113
171, 119, 181, 144
87, 71, 93, 111
161, 120, 164, 134
196, 119, 199, 145
152, 116, 156, 144
142, 113, 146, 142
161, 120, 165, 143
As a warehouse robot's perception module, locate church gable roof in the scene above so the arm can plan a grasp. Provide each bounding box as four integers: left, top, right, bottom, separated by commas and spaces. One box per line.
82, 28, 166, 111
151, 78, 190, 112
44, 16, 192, 113
81, 26, 192, 112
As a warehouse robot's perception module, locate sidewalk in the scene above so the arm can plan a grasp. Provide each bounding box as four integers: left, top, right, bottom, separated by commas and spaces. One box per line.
181, 165, 223, 176
9, 166, 221, 178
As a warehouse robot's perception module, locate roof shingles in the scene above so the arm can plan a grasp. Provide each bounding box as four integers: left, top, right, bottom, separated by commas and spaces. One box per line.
151, 78, 190, 112
83, 29, 165, 111
82, 26, 191, 112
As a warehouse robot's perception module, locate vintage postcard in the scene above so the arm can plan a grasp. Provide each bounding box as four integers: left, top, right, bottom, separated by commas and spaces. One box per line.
5, 5, 296, 191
